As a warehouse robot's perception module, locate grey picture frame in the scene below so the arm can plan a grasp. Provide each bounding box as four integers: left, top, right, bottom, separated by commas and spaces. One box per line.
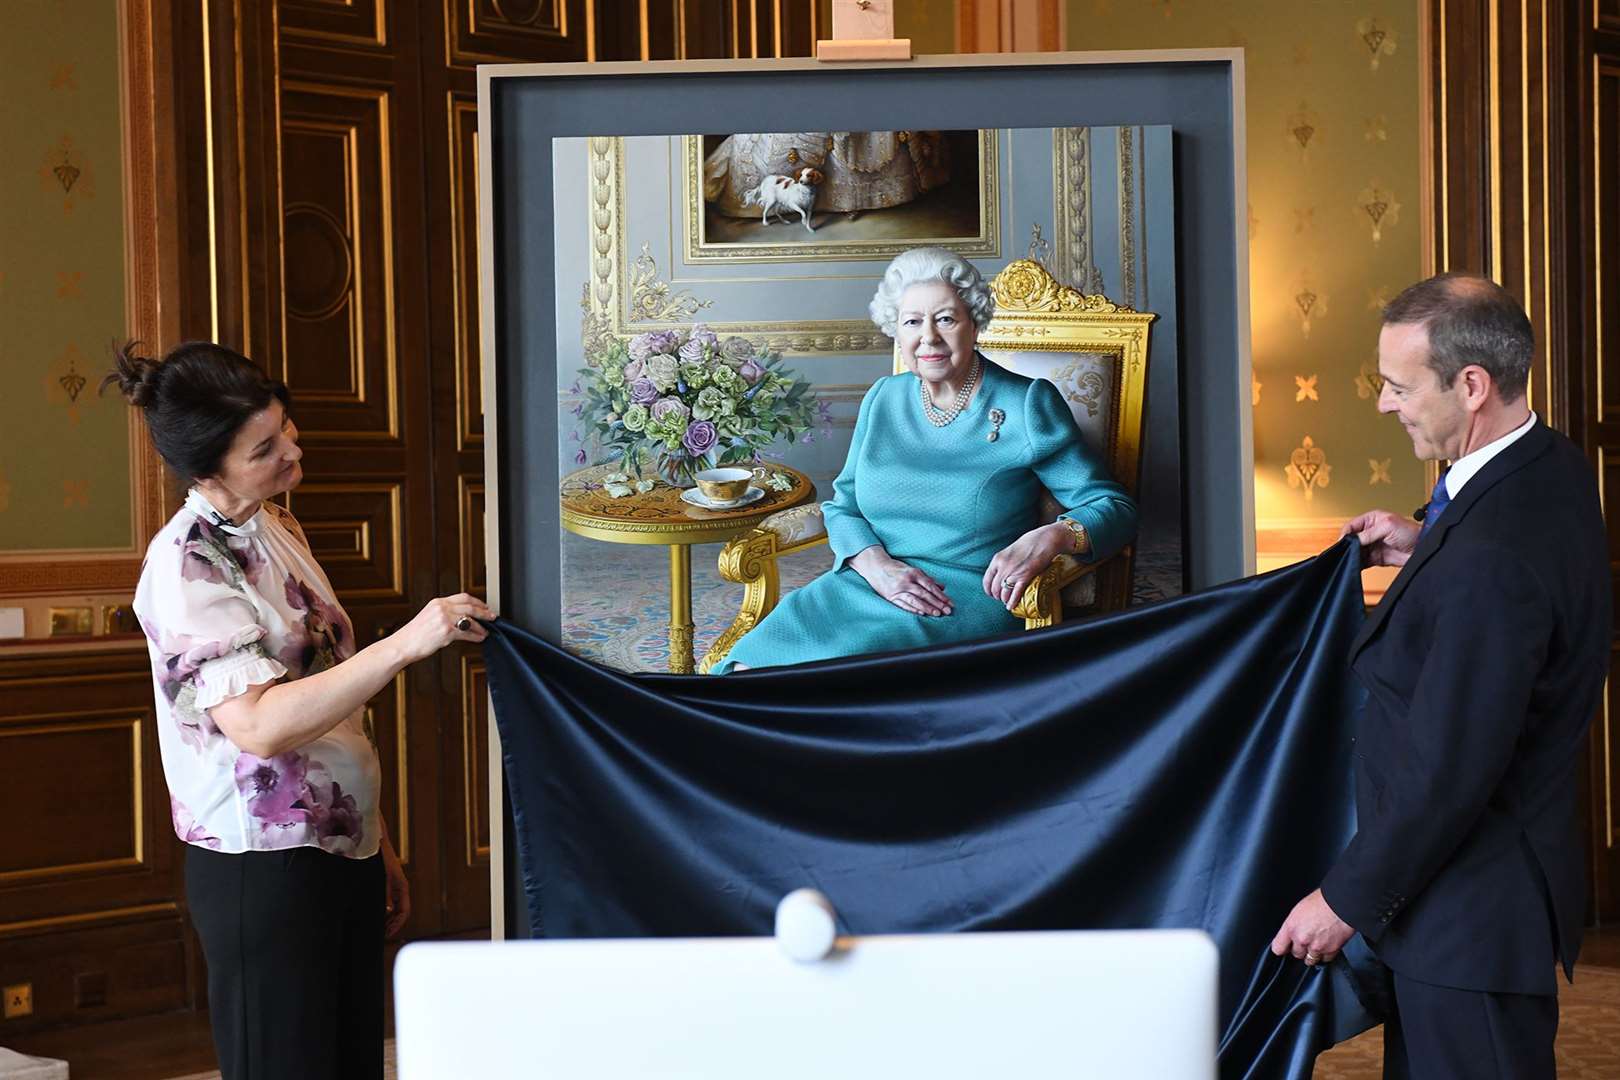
478, 50, 1253, 936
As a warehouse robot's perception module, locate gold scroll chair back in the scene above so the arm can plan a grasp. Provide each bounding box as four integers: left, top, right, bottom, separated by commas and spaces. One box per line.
698, 259, 1155, 674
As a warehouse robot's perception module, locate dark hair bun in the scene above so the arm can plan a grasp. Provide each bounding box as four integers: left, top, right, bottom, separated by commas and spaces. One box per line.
101, 341, 161, 407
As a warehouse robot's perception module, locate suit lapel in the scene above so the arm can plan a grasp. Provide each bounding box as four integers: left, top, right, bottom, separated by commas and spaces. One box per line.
1350, 422, 1554, 660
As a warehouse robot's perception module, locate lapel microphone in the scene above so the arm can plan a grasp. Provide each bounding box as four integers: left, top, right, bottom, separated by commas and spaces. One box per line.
209, 510, 236, 528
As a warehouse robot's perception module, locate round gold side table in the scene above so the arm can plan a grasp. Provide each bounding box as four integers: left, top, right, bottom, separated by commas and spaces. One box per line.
559, 463, 816, 674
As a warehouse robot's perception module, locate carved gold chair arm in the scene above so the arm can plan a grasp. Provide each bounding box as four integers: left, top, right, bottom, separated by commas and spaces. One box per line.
699, 506, 830, 674
1011, 552, 1105, 627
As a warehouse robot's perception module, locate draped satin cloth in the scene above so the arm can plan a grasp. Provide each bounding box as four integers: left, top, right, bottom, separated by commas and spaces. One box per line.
483, 540, 1385, 1079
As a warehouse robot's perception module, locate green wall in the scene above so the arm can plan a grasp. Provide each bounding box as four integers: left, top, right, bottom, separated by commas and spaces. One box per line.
1068, 0, 1426, 522
0, 0, 131, 551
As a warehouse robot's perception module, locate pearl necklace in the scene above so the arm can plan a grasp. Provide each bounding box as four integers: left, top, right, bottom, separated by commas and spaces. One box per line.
919, 357, 981, 427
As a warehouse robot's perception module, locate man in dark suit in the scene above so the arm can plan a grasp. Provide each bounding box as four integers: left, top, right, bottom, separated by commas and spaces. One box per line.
1270, 273, 1610, 1077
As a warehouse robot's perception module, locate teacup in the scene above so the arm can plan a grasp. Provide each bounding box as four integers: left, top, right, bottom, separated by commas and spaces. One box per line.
694, 466, 762, 504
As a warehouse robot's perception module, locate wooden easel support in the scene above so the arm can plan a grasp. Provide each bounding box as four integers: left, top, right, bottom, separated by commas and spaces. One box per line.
816, 0, 913, 61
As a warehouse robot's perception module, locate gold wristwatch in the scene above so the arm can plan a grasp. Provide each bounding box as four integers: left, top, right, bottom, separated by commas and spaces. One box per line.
1057, 516, 1091, 556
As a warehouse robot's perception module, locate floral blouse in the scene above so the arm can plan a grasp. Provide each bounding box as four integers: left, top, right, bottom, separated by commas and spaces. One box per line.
134, 490, 381, 858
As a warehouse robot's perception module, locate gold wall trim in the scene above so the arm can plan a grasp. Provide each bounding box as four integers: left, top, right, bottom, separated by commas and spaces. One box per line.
0, 715, 144, 883
0, 901, 178, 941
449, 95, 484, 451
460, 655, 491, 866
680, 131, 1002, 264
458, 476, 486, 595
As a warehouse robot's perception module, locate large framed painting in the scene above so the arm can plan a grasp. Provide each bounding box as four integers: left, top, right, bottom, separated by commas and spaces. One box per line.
479, 50, 1252, 934
551, 122, 1181, 674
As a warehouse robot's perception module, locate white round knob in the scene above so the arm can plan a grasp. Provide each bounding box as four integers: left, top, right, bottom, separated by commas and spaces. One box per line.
774, 888, 839, 963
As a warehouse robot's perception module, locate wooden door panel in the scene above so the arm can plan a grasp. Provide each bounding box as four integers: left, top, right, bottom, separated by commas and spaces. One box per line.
445, 655, 491, 930
0, 716, 142, 879
446, 0, 590, 66
284, 482, 406, 602
280, 84, 402, 443
459, 478, 487, 599
281, 0, 389, 48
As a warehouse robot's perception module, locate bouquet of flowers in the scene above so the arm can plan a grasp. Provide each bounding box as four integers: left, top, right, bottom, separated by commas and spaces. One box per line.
573, 324, 827, 486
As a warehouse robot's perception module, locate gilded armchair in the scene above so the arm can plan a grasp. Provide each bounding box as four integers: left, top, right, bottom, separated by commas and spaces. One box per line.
698, 259, 1155, 674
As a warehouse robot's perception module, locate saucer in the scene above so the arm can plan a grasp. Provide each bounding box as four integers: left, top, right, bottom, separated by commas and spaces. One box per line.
680, 485, 766, 511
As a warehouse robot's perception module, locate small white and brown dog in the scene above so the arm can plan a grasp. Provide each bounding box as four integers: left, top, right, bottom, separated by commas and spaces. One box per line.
742, 167, 825, 232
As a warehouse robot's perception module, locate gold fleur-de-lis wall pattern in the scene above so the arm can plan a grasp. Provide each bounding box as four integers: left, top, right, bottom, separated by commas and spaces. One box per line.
0, 3, 132, 551
1286, 436, 1332, 500
1068, 0, 1424, 521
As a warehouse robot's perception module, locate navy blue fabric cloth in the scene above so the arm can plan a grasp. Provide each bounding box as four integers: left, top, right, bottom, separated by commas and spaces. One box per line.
482, 539, 1384, 1079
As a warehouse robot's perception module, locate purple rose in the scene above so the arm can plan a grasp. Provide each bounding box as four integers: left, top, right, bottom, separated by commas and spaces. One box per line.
677, 337, 707, 362
629, 330, 680, 361
719, 336, 756, 361
690, 323, 719, 346
682, 420, 718, 456
622, 357, 647, 382
737, 359, 766, 385
651, 397, 690, 422
235, 751, 311, 827
627, 333, 659, 362
629, 377, 660, 404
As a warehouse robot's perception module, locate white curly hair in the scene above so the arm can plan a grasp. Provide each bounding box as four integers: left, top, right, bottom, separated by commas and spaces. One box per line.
868, 247, 996, 338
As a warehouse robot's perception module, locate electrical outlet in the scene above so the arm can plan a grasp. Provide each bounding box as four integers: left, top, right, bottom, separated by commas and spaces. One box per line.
3, 982, 32, 1019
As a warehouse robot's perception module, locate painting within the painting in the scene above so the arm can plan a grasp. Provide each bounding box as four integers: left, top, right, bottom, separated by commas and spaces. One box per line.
689, 130, 996, 261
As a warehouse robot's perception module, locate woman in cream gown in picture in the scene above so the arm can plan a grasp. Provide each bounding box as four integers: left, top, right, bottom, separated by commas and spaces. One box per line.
703, 131, 952, 220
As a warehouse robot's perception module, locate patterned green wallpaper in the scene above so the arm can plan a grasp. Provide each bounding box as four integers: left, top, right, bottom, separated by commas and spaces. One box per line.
1067, 0, 1426, 524
0, 0, 131, 551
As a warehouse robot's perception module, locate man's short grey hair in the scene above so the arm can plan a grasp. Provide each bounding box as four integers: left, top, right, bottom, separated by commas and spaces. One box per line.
868, 247, 996, 337
1381, 273, 1534, 401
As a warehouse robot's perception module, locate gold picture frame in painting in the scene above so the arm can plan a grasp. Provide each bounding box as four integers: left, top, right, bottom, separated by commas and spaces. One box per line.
682, 129, 1001, 264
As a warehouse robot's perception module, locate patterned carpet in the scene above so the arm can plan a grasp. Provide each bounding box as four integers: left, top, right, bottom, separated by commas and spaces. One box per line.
1314, 966, 1620, 1077
559, 530, 1184, 674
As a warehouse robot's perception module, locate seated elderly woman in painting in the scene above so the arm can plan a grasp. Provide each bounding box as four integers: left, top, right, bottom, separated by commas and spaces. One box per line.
712, 247, 1137, 674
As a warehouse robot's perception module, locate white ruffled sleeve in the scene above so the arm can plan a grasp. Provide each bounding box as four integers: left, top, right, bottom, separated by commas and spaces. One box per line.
134, 518, 288, 716
193, 633, 287, 710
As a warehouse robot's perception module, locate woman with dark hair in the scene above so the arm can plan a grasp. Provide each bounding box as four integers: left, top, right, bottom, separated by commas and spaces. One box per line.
108, 341, 492, 1079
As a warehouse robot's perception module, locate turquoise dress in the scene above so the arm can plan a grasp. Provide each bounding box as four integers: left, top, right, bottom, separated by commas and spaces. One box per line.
714, 359, 1137, 673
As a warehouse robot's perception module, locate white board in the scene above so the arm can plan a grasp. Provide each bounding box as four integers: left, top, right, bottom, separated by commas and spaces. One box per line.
395, 928, 1217, 1079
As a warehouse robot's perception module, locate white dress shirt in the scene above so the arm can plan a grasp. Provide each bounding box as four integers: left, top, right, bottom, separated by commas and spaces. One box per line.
1444, 411, 1537, 499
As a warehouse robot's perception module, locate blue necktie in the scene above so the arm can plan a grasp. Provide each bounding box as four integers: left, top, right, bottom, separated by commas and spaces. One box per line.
1419, 472, 1451, 538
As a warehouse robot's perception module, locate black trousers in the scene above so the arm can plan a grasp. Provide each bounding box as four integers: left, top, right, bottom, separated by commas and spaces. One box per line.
186, 845, 385, 1080
1380, 969, 1559, 1080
